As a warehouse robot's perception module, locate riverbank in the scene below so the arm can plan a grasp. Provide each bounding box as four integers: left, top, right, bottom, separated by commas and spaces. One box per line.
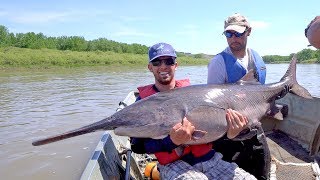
1, 47, 319, 70
0, 47, 210, 69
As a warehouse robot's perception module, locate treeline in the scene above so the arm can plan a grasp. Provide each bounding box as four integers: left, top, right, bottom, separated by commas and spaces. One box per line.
263, 49, 320, 63
0, 25, 149, 54
0, 25, 212, 68
0, 46, 210, 68
0, 25, 208, 59
1, 24, 319, 63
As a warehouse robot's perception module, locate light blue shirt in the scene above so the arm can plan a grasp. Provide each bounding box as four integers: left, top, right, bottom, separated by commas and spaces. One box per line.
207, 47, 256, 84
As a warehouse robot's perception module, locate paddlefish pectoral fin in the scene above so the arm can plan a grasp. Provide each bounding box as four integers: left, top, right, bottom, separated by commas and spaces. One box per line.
192, 130, 207, 140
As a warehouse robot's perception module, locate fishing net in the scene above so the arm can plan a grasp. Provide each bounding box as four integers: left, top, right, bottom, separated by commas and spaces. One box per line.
270, 157, 320, 180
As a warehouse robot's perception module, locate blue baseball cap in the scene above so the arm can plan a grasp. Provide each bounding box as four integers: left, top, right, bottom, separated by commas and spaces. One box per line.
148, 43, 177, 62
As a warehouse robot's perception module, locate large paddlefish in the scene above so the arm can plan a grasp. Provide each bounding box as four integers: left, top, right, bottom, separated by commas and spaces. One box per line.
32, 56, 312, 146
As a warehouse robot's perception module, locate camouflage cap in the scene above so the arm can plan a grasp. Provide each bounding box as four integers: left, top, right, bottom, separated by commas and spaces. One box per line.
224, 13, 250, 33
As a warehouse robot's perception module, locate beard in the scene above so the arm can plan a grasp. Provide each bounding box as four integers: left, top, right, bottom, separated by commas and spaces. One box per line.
157, 77, 172, 85
155, 74, 174, 85
230, 42, 246, 52
229, 37, 248, 52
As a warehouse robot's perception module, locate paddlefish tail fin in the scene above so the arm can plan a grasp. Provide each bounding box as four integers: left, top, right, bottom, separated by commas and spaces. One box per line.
280, 54, 313, 99
32, 117, 114, 146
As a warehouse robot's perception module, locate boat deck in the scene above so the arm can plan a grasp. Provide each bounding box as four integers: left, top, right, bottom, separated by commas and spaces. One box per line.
266, 130, 319, 163
266, 130, 320, 180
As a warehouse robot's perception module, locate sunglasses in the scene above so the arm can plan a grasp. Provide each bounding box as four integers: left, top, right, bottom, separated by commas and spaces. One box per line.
224, 31, 247, 38
151, 58, 176, 66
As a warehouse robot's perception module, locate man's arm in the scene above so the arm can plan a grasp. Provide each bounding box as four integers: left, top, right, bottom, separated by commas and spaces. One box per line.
207, 55, 227, 84
131, 117, 195, 154
130, 136, 178, 154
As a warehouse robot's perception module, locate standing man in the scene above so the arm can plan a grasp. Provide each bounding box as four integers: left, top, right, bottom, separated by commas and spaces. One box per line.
207, 13, 270, 180
131, 42, 257, 179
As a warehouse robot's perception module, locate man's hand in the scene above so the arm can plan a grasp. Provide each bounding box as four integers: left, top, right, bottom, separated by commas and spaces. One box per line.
169, 117, 195, 145
226, 109, 248, 139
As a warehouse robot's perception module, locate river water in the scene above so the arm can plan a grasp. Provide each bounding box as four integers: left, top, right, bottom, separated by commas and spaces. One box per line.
0, 64, 319, 180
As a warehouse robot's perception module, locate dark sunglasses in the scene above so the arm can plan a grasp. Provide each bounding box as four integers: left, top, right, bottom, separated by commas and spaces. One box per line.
151, 58, 176, 66
224, 31, 246, 38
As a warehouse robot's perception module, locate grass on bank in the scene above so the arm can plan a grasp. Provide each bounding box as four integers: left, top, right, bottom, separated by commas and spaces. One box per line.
0, 47, 210, 69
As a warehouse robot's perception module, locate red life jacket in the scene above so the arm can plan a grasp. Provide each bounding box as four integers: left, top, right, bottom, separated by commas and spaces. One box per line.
137, 79, 213, 165
137, 79, 190, 99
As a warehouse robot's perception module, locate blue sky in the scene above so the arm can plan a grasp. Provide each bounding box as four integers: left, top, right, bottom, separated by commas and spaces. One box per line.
0, 1, 319, 56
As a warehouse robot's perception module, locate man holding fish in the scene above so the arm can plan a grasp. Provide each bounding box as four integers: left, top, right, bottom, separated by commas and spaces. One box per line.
32, 13, 315, 180
207, 13, 269, 179
130, 42, 257, 179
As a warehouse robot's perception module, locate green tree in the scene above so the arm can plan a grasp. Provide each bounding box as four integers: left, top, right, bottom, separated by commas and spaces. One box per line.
56, 36, 87, 51
46, 37, 58, 49
296, 49, 315, 62
194, 54, 203, 58
0, 25, 9, 46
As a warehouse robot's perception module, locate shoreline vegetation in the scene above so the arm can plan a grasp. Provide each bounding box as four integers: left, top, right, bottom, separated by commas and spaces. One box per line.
0, 47, 210, 69
0, 47, 318, 70
0, 25, 319, 69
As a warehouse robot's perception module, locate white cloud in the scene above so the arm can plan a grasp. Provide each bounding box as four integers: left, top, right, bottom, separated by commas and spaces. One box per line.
119, 16, 151, 22
0, 10, 8, 17
113, 26, 152, 37
176, 30, 198, 37
2, 9, 112, 24
250, 21, 270, 29
176, 24, 199, 38
11, 12, 70, 23
251, 32, 309, 56
113, 31, 151, 37
183, 24, 198, 29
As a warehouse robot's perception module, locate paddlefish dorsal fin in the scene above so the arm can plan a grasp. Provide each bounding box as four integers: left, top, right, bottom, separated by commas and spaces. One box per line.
237, 69, 261, 85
